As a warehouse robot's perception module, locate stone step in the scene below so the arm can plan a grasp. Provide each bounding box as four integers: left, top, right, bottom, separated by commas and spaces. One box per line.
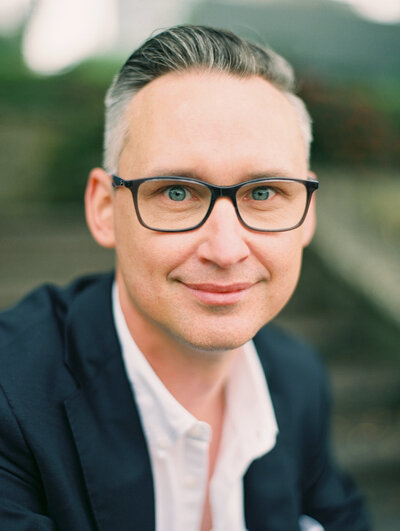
330, 363, 400, 412
0, 207, 114, 309
351, 462, 400, 531
332, 405, 400, 470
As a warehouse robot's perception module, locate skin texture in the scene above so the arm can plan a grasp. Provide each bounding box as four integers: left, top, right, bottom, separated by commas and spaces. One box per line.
85, 69, 316, 531
86, 70, 314, 354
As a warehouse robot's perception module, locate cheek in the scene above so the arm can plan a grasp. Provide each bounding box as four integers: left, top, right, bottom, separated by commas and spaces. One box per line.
274, 244, 303, 279
256, 231, 303, 270
255, 232, 304, 298
114, 193, 159, 271
114, 203, 197, 285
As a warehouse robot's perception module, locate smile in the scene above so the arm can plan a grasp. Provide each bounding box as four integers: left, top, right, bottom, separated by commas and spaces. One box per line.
181, 282, 253, 306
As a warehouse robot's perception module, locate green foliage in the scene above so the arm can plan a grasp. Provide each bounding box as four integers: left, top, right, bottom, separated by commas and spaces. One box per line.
0, 37, 120, 204
299, 79, 400, 166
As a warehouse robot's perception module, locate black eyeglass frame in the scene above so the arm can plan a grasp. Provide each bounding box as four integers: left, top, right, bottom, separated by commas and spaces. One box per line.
111, 174, 319, 233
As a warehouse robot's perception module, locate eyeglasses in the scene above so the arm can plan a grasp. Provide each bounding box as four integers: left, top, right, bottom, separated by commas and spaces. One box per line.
112, 174, 319, 233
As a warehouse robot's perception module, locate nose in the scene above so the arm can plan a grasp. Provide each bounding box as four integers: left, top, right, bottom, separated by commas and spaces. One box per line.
196, 198, 250, 268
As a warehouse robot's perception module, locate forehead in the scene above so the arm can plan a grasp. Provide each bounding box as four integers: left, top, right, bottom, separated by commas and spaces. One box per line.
119, 70, 307, 180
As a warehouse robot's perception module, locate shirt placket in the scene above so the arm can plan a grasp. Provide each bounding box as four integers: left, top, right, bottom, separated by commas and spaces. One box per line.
180, 422, 211, 530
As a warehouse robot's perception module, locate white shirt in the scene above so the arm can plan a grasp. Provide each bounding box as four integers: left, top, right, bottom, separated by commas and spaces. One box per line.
112, 282, 278, 531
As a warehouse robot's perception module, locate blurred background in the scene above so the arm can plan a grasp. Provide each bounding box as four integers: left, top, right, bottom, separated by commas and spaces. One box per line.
0, 0, 399, 528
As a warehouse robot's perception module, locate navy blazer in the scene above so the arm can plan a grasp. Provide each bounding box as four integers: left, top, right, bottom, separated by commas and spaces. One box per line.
0, 273, 370, 530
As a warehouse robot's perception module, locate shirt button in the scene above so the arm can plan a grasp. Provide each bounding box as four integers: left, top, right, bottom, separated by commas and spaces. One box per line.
188, 424, 204, 439
157, 436, 170, 450
184, 474, 199, 488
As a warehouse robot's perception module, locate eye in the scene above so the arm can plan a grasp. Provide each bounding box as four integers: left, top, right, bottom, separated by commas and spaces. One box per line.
251, 186, 276, 200
164, 185, 191, 201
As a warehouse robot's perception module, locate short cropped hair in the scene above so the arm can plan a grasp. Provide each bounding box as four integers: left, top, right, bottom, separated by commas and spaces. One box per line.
103, 24, 312, 173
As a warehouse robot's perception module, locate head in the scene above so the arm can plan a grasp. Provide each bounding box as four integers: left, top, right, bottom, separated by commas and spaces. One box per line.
85, 25, 317, 356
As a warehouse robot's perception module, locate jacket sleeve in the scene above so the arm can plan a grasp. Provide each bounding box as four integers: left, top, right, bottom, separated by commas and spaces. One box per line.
0, 383, 57, 530
300, 367, 371, 531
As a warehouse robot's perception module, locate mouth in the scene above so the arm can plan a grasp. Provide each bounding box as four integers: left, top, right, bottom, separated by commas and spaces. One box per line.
181, 282, 254, 306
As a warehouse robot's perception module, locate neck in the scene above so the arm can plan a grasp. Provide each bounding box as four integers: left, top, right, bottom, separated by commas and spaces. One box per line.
146, 345, 236, 421
118, 278, 241, 421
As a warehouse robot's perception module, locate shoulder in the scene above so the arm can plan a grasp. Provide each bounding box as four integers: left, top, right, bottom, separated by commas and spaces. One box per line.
0, 273, 109, 349
254, 323, 325, 383
0, 272, 113, 390
254, 323, 330, 426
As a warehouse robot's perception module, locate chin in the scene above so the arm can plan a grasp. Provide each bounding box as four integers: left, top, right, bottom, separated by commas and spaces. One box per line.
171, 318, 263, 354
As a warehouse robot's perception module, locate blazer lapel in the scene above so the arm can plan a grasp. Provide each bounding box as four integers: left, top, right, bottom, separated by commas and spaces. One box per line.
243, 434, 300, 531
244, 330, 300, 531
63, 274, 155, 531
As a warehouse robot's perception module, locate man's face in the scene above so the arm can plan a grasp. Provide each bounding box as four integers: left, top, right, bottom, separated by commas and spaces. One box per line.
112, 71, 314, 352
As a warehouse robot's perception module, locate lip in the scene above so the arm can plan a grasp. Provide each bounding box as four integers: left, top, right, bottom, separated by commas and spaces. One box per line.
182, 282, 254, 306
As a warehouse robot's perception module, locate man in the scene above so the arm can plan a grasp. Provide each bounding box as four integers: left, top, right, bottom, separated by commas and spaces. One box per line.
0, 25, 369, 530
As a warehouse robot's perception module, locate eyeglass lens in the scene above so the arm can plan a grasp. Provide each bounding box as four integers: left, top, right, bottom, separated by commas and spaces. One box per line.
136, 178, 309, 232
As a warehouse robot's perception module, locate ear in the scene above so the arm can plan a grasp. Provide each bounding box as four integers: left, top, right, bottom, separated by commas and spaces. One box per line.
85, 168, 115, 248
301, 171, 317, 247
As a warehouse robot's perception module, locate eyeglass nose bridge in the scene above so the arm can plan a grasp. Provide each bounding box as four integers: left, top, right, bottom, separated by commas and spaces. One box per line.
204, 183, 243, 225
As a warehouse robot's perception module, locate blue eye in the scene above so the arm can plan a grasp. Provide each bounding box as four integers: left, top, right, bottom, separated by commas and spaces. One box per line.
165, 186, 187, 201
251, 187, 275, 200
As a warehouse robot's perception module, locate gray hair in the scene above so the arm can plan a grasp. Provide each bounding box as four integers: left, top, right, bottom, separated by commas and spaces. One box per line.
103, 25, 312, 173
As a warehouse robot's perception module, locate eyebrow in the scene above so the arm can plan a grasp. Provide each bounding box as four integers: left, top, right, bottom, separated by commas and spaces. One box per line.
143, 168, 297, 182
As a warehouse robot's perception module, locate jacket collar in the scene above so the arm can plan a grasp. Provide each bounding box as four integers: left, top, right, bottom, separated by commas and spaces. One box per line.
64, 272, 118, 386
63, 273, 155, 531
